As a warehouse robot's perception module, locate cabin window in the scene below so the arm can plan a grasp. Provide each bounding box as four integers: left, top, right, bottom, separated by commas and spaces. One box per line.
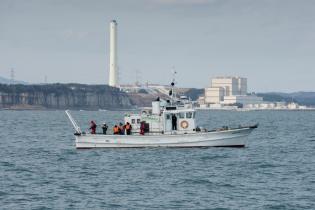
186, 112, 192, 119
179, 112, 185, 119
137, 119, 141, 124
131, 119, 135, 124
166, 114, 170, 120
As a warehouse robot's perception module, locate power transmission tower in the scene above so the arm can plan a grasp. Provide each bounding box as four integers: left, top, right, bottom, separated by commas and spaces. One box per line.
135, 69, 141, 86
10, 68, 16, 105
10, 68, 15, 84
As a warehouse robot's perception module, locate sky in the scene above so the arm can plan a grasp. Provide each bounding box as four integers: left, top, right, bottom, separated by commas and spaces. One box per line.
0, 0, 314, 92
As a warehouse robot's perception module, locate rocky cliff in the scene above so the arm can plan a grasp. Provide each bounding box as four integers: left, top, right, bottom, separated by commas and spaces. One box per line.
0, 84, 132, 110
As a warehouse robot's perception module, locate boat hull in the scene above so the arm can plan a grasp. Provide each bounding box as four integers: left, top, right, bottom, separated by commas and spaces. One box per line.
74, 127, 255, 148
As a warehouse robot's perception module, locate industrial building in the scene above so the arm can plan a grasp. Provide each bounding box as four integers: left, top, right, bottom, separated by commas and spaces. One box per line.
211, 77, 247, 96
222, 95, 263, 106
204, 87, 225, 104
202, 76, 263, 107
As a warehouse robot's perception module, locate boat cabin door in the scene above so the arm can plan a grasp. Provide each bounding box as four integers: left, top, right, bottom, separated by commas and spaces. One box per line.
164, 113, 172, 132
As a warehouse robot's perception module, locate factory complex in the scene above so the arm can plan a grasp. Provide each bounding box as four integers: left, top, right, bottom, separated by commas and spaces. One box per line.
198, 76, 263, 109
105, 20, 313, 111
197, 76, 312, 110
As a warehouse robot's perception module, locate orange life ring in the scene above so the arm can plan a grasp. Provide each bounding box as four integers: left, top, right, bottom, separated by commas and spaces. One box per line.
180, 120, 189, 129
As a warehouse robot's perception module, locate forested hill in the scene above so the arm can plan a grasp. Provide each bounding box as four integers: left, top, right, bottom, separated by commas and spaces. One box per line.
0, 83, 132, 110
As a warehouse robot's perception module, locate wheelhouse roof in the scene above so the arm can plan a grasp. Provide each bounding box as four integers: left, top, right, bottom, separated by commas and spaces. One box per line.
162, 109, 195, 114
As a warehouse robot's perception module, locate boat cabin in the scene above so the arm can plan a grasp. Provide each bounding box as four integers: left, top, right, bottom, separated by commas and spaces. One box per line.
124, 100, 196, 135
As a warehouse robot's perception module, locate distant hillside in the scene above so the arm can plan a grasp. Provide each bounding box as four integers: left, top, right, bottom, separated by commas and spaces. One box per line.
0, 76, 28, 85
0, 83, 132, 110
257, 92, 315, 106
1, 82, 313, 109
184, 88, 204, 100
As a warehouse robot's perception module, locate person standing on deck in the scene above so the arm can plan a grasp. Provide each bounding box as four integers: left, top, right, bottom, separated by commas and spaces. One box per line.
119, 122, 125, 135
102, 123, 108, 134
113, 125, 120, 135
89, 121, 97, 134
125, 122, 132, 135
140, 121, 145, 135
172, 114, 177, 130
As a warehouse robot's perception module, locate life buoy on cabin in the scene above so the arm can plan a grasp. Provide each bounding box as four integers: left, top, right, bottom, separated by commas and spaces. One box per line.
180, 120, 189, 129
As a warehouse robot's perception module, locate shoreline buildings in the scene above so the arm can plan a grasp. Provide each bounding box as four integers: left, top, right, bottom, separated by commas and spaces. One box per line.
200, 76, 263, 108
199, 76, 312, 110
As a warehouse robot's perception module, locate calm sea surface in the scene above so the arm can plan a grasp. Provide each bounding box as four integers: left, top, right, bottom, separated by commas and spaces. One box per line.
1, 110, 315, 209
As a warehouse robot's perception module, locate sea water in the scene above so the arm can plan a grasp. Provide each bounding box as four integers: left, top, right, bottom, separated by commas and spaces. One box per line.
1, 110, 315, 209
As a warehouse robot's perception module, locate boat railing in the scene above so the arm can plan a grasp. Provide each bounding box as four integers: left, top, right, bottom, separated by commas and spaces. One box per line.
65, 110, 82, 134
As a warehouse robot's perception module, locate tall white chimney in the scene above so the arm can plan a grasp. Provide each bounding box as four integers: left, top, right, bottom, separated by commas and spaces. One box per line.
109, 20, 118, 87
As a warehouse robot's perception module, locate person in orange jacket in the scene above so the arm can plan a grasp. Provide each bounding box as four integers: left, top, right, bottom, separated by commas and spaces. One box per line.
113, 125, 120, 135
125, 122, 132, 135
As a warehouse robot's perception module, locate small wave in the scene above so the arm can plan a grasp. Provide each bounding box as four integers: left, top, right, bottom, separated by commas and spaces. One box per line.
200, 154, 228, 161
0, 161, 15, 167
178, 178, 214, 186
263, 204, 288, 209
0, 191, 8, 196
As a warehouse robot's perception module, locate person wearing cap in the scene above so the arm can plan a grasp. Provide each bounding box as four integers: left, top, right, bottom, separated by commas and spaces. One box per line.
89, 120, 97, 134
102, 123, 108, 135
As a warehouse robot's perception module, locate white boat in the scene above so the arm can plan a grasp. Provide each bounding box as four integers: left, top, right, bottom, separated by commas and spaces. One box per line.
65, 80, 258, 148
66, 100, 258, 149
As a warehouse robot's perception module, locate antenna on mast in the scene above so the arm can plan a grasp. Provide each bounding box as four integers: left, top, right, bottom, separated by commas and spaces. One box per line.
169, 66, 177, 105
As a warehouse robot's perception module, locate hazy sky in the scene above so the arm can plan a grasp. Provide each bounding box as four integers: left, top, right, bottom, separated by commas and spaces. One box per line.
1, 0, 314, 92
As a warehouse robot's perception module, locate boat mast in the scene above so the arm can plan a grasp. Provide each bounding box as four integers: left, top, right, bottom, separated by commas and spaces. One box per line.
170, 69, 177, 106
